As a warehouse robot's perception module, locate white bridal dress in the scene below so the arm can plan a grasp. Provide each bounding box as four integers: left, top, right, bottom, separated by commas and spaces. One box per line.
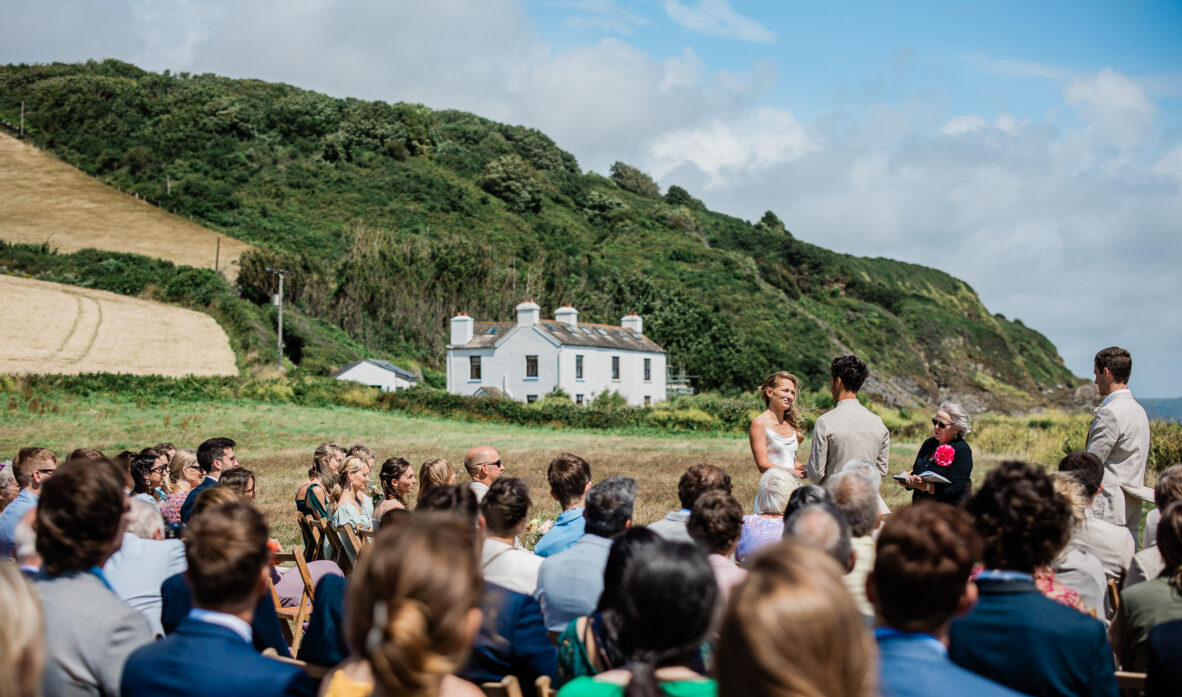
763, 427, 804, 490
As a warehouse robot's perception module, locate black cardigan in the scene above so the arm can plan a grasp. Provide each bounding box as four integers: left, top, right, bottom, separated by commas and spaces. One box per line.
910, 436, 973, 505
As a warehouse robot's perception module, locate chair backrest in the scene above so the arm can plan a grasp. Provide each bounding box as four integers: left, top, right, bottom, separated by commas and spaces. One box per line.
481, 675, 524, 697
1115, 671, 1147, 690
296, 514, 324, 562
1108, 578, 1121, 617
358, 528, 376, 547
535, 675, 557, 697
261, 647, 331, 680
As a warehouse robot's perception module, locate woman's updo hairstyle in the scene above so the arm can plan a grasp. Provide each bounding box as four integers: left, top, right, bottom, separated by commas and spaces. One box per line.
346, 514, 481, 696
965, 460, 1072, 572
379, 457, 413, 506
417, 458, 455, 504
167, 449, 197, 490
336, 457, 367, 494
758, 371, 803, 433
309, 442, 341, 500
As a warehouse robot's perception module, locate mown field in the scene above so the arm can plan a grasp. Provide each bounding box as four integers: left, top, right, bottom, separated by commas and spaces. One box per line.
7, 386, 1170, 551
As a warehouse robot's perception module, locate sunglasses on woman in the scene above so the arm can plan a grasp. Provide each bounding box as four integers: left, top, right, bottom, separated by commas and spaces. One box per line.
932, 418, 951, 430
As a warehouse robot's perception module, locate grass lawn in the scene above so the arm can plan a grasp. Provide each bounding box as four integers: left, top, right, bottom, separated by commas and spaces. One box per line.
0, 390, 1078, 550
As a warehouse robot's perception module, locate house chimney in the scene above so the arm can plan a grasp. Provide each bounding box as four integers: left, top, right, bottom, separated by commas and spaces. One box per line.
450, 312, 474, 346
621, 313, 643, 334
516, 299, 541, 327
555, 305, 578, 327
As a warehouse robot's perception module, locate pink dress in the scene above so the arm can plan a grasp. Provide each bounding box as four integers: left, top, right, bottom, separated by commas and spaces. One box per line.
737, 514, 783, 562
159, 491, 187, 524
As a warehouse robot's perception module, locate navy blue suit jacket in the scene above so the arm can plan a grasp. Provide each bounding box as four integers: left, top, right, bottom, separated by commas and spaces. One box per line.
121, 617, 312, 697
296, 574, 348, 667
179, 477, 215, 523
458, 583, 557, 697
949, 577, 1118, 697
1147, 618, 1182, 697
160, 572, 291, 657
878, 631, 1025, 697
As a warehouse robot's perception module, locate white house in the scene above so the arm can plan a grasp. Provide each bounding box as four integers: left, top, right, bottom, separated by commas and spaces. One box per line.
332, 359, 419, 392
446, 301, 667, 406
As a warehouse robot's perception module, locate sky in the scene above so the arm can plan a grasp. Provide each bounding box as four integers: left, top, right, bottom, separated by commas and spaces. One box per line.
3, 0, 1181, 397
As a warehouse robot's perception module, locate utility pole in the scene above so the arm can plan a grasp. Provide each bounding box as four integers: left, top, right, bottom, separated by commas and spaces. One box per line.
265, 267, 290, 371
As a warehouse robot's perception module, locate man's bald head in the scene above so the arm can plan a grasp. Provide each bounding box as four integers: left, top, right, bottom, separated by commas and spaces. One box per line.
784, 503, 855, 572
464, 446, 503, 484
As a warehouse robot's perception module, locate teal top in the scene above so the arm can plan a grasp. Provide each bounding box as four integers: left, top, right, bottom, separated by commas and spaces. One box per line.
556, 676, 716, 697
332, 500, 373, 531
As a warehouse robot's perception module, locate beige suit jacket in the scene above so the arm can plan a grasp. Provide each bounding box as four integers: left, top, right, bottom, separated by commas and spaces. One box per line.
806, 398, 890, 485
1086, 390, 1150, 532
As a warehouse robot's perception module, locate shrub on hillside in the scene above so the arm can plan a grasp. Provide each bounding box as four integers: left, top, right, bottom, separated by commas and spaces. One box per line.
480, 154, 545, 213
609, 162, 660, 199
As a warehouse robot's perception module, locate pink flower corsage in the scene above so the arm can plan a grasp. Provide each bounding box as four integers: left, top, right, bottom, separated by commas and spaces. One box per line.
934, 444, 955, 467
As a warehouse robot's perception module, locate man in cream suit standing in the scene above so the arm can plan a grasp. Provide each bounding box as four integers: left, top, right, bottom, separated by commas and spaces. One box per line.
1086, 346, 1151, 542
807, 355, 891, 485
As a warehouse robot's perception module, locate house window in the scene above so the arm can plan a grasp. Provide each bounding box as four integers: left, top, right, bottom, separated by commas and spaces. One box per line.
611, 356, 620, 380
576, 394, 584, 405
575, 354, 584, 380
469, 356, 481, 381
525, 355, 538, 378
644, 395, 651, 406
644, 358, 651, 382
527, 394, 538, 403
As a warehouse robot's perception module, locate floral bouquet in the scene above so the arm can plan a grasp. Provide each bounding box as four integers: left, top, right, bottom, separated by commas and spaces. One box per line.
368, 481, 384, 508
520, 515, 557, 551
934, 444, 955, 467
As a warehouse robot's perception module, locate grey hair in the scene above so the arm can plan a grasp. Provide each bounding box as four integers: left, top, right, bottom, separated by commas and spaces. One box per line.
839, 459, 882, 490
939, 401, 971, 437
585, 476, 637, 537
0, 463, 14, 491
783, 503, 852, 571
14, 515, 37, 564
754, 468, 799, 515
826, 469, 880, 538
127, 498, 165, 540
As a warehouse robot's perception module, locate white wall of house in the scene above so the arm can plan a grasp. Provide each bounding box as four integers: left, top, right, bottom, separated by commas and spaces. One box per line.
556, 345, 666, 406
335, 362, 417, 392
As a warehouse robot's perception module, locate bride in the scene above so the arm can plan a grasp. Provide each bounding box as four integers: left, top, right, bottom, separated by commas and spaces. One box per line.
749, 371, 807, 481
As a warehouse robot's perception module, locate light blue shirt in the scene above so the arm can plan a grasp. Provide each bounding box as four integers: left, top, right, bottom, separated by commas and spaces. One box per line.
188, 608, 253, 644
0, 489, 37, 559
533, 508, 586, 558
536, 534, 613, 632
876, 626, 1026, 697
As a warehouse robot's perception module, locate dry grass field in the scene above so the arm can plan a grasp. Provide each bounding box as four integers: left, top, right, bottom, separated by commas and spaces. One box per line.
0, 133, 251, 280
0, 275, 237, 377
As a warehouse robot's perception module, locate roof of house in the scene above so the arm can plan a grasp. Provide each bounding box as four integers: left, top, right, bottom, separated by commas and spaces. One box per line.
332, 358, 419, 382
458, 321, 664, 353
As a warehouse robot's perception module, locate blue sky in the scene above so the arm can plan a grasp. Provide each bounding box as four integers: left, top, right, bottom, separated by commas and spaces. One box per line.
2, 0, 1181, 397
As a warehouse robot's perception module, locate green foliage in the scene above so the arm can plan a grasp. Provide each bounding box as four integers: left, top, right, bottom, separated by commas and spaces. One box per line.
664, 185, 704, 210
609, 161, 660, 199
480, 154, 545, 213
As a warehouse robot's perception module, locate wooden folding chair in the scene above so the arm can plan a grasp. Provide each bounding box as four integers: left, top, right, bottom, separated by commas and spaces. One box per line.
297, 514, 324, 562
306, 517, 346, 572
273, 547, 316, 654
341, 524, 366, 565
261, 647, 331, 680
480, 675, 524, 697
324, 523, 357, 575
358, 528, 376, 548
535, 675, 557, 697
1108, 578, 1122, 617
267, 577, 297, 650
1115, 671, 1146, 691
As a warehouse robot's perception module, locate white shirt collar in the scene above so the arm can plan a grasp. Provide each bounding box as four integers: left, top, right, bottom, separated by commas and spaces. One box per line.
1101, 388, 1131, 408
188, 608, 253, 644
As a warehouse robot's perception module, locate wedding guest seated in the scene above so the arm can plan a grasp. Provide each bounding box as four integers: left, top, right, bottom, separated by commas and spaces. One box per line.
538, 477, 636, 632
1127, 464, 1182, 588
555, 528, 662, 685
557, 541, 717, 697
347, 444, 376, 471
648, 464, 731, 543
687, 490, 746, 603
373, 456, 415, 525
13, 511, 41, 576
481, 477, 543, 595
416, 457, 457, 505
129, 453, 166, 507
160, 486, 291, 657
459, 574, 558, 696
534, 453, 593, 558
0, 563, 44, 697
104, 498, 187, 636
64, 447, 105, 464
34, 457, 153, 696
0, 447, 56, 559
717, 542, 874, 697
737, 468, 792, 562
465, 445, 504, 503
783, 482, 829, 518
1058, 451, 1135, 582
0, 462, 19, 514
869, 503, 1024, 697
159, 449, 201, 525
179, 437, 238, 523
949, 461, 1118, 697
295, 574, 348, 668
1111, 501, 1182, 672
294, 442, 340, 520
121, 500, 313, 697
332, 456, 374, 531
417, 483, 480, 524
827, 467, 882, 620
1049, 473, 1110, 616
219, 467, 257, 500
783, 503, 855, 572
1147, 619, 1182, 697
319, 514, 484, 697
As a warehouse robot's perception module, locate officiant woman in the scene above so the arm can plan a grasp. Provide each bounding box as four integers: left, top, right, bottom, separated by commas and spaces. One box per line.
900, 402, 974, 505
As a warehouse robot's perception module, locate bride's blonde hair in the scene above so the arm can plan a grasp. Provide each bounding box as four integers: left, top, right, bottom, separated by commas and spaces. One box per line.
759, 371, 803, 434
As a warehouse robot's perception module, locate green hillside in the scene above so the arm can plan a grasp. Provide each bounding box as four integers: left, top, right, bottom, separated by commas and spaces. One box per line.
0, 59, 1078, 408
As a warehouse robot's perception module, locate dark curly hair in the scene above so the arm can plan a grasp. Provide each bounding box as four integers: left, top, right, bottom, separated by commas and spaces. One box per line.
687, 490, 743, 555
677, 464, 732, 511
830, 355, 869, 393
965, 460, 1071, 572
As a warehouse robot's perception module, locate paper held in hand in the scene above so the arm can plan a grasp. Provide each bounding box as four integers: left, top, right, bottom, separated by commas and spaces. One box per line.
892, 471, 952, 485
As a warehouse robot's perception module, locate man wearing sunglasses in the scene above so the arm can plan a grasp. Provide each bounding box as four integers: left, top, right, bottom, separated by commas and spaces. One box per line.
464, 445, 505, 503
0, 447, 57, 559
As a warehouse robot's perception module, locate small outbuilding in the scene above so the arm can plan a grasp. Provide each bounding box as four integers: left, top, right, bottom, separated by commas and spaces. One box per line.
332, 358, 419, 392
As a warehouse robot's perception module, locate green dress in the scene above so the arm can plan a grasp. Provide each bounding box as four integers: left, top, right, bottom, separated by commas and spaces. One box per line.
556, 676, 716, 697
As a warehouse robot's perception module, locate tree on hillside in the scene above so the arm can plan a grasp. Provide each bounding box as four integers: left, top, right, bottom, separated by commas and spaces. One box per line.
610, 161, 661, 199
479, 154, 545, 214
664, 185, 704, 210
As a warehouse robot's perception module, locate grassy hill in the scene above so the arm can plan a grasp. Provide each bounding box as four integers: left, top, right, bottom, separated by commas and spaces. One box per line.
0, 59, 1079, 409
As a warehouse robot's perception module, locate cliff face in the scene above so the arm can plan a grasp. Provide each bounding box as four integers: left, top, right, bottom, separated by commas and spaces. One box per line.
0, 60, 1079, 409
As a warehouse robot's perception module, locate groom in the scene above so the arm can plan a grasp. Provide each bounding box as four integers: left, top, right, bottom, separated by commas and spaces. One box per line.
806, 355, 891, 485
1086, 346, 1150, 542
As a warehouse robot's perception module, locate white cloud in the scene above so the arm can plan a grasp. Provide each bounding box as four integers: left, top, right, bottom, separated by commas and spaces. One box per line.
664, 0, 776, 43
647, 108, 813, 184
961, 51, 1072, 81
1063, 67, 1159, 150
549, 0, 651, 35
